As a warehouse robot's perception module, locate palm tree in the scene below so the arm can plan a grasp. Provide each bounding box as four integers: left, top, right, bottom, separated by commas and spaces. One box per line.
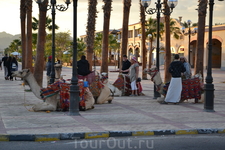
163, 0, 172, 83
101, 0, 112, 74
145, 17, 164, 69
32, 16, 59, 32
33, 0, 48, 87
120, 0, 131, 69
20, 0, 26, 69
194, 0, 207, 80
76, 38, 86, 58
139, 0, 147, 80
108, 34, 120, 62
94, 32, 103, 60
86, 0, 98, 71
26, 0, 33, 72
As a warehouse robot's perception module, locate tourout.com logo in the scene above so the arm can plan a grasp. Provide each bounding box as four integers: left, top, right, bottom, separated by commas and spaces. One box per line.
74, 137, 154, 149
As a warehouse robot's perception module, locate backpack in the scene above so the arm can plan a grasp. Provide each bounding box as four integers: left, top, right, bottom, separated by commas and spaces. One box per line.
12, 63, 17, 69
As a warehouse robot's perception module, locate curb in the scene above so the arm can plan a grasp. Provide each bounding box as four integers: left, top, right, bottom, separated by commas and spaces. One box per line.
1, 128, 225, 142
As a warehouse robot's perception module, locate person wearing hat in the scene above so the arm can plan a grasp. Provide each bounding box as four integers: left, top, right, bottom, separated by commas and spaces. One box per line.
122, 56, 139, 96
121, 55, 131, 74
161, 54, 186, 104
180, 56, 192, 79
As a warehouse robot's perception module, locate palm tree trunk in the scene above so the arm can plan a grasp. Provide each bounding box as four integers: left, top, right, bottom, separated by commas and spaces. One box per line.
120, 0, 131, 69
34, 0, 48, 87
86, 0, 98, 71
101, 0, 112, 74
140, 0, 147, 80
194, 0, 207, 80
20, 0, 26, 70
164, 0, 171, 83
25, 0, 33, 72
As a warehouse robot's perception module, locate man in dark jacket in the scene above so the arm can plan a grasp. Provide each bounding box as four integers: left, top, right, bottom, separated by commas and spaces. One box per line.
77, 55, 91, 76
161, 54, 186, 104
121, 55, 131, 74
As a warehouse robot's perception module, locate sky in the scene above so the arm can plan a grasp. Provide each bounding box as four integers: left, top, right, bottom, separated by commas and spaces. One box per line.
0, 0, 224, 37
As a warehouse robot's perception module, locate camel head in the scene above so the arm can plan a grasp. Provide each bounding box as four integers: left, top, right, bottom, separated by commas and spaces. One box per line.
12, 69, 30, 78
144, 67, 158, 77
101, 72, 108, 84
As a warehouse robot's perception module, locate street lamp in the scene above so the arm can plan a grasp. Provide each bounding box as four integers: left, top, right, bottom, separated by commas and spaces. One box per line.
141, 0, 178, 98
204, 0, 224, 112
182, 20, 197, 65
35, 0, 71, 84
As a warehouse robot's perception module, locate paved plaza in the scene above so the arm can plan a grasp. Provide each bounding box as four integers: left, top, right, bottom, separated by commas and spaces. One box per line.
0, 65, 225, 141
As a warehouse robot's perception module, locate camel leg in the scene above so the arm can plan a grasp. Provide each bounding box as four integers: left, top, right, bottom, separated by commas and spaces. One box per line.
32, 102, 57, 111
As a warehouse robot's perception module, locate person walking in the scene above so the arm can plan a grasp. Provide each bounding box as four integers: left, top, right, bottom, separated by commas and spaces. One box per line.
121, 55, 131, 74
180, 56, 192, 79
5, 56, 13, 81
2, 54, 8, 80
11, 57, 18, 80
161, 54, 186, 104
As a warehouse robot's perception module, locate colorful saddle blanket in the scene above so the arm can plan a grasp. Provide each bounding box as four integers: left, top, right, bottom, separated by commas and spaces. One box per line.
163, 78, 202, 100
40, 80, 87, 111
113, 75, 142, 96
77, 71, 95, 85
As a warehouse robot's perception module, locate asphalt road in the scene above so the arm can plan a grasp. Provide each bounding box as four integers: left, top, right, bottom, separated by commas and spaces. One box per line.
1, 134, 225, 150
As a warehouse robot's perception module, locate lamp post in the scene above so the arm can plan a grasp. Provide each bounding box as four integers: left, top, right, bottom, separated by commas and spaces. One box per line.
35, 0, 71, 84
204, 0, 224, 112
182, 20, 197, 65
69, 0, 80, 115
141, 0, 178, 98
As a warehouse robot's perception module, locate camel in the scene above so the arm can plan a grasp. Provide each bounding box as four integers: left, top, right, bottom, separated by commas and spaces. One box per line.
12, 69, 94, 111
144, 67, 204, 103
101, 72, 122, 97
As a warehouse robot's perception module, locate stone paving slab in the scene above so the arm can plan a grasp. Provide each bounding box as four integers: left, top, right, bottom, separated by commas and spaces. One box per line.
0, 65, 225, 141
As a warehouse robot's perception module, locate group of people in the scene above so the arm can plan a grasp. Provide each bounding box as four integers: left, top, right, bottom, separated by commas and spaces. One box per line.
1, 54, 18, 81
161, 54, 192, 104
121, 55, 140, 96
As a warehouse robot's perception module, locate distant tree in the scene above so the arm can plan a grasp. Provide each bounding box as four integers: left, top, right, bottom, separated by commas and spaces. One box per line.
94, 32, 103, 59
145, 17, 164, 69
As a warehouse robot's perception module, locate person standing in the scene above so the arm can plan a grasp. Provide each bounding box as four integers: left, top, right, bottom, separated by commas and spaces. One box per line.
46, 56, 52, 85
122, 56, 139, 96
77, 55, 91, 76
161, 54, 186, 104
121, 55, 131, 74
2, 54, 8, 80
180, 56, 192, 79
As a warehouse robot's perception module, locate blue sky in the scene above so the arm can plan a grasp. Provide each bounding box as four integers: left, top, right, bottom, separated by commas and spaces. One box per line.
0, 0, 224, 37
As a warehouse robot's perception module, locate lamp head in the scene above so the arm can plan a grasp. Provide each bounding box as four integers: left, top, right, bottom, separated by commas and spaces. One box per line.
187, 20, 192, 25
141, 0, 151, 8
181, 27, 186, 33
35, 0, 44, 4
63, 0, 72, 4
148, 34, 152, 38
168, 0, 178, 9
